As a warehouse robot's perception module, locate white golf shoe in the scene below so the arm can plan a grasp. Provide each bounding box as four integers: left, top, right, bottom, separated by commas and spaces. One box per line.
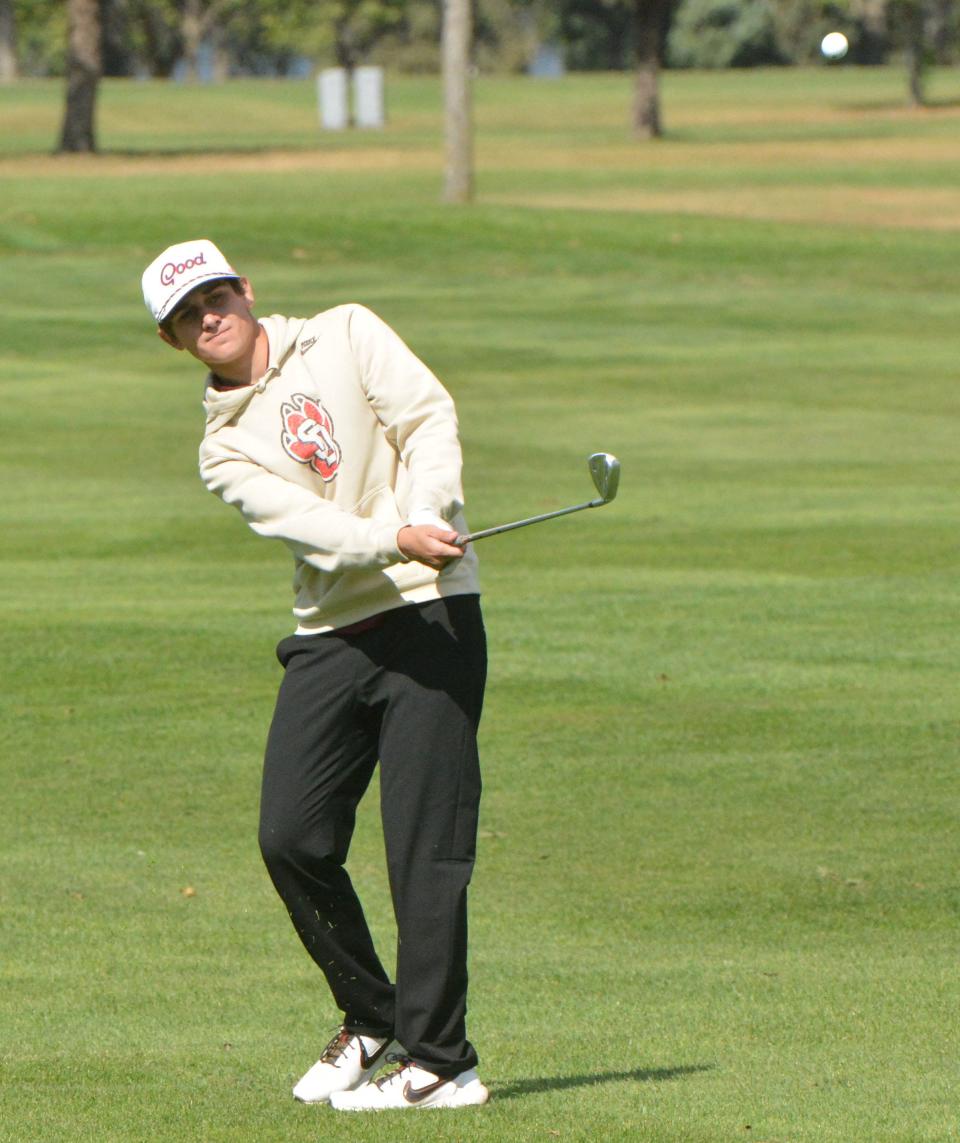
329, 1055, 489, 1111
292, 1028, 396, 1104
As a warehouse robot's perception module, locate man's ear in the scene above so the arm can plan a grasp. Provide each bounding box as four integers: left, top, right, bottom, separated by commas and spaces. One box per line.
158, 326, 184, 351
239, 276, 255, 309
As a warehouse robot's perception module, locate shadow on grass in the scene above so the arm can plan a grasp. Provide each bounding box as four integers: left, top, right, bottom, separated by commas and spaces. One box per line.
842, 98, 960, 112
492, 1063, 714, 1101
0, 143, 382, 162
45, 144, 327, 159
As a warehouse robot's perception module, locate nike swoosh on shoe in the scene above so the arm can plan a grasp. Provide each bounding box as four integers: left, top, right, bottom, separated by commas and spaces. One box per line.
402, 1077, 452, 1105
359, 1039, 392, 1071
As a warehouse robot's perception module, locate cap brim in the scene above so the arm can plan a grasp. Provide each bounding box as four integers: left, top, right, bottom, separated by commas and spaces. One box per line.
155, 270, 242, 323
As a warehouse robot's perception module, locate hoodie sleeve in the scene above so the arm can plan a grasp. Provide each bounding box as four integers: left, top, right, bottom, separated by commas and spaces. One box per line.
346, 305, 466, 523
199, 442, 404, 573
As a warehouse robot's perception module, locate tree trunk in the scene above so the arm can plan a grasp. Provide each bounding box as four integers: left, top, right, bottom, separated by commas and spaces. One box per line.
211, 22, 230, 83
58, 0, 101, 153
179, 0, 230, 83
904, 0, 927, 106
632, 0, 671, 139
442, 0, 473, 203
180, 0, 204, 82
334, 23, 357, 126
0, 0, 17, 83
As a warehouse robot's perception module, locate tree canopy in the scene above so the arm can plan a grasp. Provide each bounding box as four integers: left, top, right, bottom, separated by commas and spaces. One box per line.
9, 0, 957, 79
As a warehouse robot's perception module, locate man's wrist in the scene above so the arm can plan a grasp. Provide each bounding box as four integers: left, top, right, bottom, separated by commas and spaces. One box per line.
396, 525, 414, 562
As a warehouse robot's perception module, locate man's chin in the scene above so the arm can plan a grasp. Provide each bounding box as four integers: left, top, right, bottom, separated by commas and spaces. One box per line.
198, 350, 238, 371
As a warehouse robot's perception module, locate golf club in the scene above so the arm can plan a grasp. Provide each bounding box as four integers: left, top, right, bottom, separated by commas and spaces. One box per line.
453, 452, 620, 545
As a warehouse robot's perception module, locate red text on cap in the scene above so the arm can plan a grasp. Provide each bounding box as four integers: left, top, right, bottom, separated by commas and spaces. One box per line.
160, 251, 207, 287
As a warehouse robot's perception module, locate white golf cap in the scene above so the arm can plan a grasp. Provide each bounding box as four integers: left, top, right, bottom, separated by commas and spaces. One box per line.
141, 238, 240, 323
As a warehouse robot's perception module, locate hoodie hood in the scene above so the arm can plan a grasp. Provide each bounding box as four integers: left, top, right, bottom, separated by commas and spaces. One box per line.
203, 314, 307, 431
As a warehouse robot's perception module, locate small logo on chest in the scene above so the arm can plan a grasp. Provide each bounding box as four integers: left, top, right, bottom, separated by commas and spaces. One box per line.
280, 393, 341, 481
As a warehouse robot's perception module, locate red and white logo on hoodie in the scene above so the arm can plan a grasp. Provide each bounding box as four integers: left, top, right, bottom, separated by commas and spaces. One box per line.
280, 394, 342, 481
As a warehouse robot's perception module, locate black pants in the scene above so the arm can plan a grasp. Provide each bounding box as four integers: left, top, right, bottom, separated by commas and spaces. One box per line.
258, 595, 486, 1078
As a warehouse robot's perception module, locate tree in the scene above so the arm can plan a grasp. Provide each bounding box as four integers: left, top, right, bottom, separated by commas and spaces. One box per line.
328, 0, 405, 71
666, 0, 784, 68
0, 0, 17, 81
558, 0, 633, 69
887, 0, 958, 106
58, 0, 100, 152
130, 0, 179, 77
632, 0, 675, 138
555, 0, 675, 138
178, 0, 233, 81
442, 0, 473, 202
901, 0, 927, 103
101, 0, 134, 75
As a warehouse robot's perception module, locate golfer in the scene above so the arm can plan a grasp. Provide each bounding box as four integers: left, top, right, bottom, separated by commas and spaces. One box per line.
141, 239, 489, 1112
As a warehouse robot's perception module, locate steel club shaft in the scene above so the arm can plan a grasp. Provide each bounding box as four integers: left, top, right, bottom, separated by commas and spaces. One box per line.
453, 452, 620, 546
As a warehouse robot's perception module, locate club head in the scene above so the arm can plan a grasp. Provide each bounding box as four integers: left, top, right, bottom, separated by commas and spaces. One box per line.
588, 452, 620, 504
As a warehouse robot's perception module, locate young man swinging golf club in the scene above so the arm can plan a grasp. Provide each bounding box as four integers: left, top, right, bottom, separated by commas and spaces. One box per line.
141, 239, 489, 1111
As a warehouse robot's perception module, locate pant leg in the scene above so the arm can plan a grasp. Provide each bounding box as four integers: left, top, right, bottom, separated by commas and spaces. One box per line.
258, 633, 395, 1037
371, 596, 487, 1077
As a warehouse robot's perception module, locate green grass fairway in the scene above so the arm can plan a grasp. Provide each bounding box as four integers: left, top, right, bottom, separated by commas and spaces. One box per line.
1, 69, 959, 1142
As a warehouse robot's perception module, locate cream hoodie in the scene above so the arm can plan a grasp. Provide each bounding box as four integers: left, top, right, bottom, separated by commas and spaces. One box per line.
198, 304, 480, 632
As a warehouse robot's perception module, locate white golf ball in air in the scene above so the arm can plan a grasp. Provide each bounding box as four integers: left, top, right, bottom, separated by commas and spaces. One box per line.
821, 31, 849, 60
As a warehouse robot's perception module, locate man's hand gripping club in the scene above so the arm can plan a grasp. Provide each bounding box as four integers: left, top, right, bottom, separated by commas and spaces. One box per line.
397, 524, 466, 570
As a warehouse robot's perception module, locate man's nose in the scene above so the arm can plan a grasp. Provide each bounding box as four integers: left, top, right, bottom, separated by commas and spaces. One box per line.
201, 309, 220, 330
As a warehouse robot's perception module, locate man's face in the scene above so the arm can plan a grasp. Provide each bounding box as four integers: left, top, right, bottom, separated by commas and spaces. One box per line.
159, 277, 259, 375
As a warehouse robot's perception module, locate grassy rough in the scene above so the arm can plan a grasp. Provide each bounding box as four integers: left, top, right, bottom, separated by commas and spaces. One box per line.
1, 70, 959, 1142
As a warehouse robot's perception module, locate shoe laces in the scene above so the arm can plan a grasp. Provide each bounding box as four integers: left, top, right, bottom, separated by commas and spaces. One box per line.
373, 1052, 415, 1089
318, 1027, 355, 1068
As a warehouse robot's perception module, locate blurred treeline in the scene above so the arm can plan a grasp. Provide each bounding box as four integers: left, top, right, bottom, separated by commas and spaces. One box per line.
6, 0, 957, 79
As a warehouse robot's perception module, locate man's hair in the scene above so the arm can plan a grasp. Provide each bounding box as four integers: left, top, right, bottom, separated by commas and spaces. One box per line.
159, 277, 245, 336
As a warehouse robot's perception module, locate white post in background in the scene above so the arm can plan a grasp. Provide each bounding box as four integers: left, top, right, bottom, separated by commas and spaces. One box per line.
353, 66, 385, 128
442, 0, 473, 203
318, 67, 348, 130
